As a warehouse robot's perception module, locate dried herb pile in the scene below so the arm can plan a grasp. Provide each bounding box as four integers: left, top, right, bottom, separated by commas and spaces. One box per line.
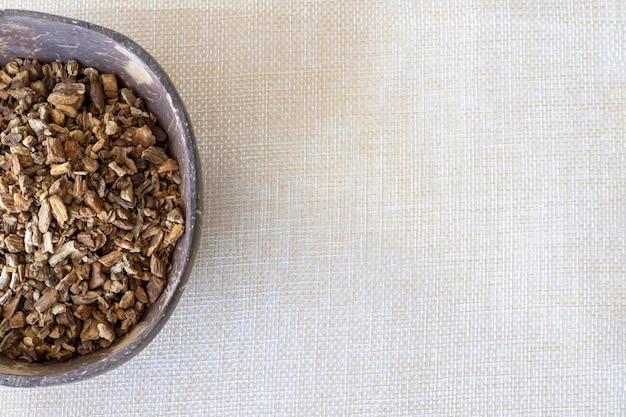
0, 58, 184, 362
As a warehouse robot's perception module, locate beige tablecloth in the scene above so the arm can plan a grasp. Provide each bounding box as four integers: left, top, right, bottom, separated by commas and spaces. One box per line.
1, 1, 625, 415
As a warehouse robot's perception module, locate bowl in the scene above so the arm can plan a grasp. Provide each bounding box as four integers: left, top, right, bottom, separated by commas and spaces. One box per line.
0, 9, 201, 386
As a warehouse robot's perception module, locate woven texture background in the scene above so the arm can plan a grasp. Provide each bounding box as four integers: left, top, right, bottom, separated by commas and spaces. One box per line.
1, 1, 625, 415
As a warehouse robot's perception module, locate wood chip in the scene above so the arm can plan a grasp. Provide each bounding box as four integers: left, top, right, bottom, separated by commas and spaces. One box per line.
50, 108, 65, 126
98, 250, 123, 268
79, 319, 100, 342
42, 231, 54, 253
48, 241, 78, 267
97, 322, 115, 342
13, 193, 32, 212
103, 279, 124, 294
4, 254, 17, 268
158, 158, 179, 174
73, 304, 93, 319
37, 198, 52, 233
52, 82, 86, 95
33, 289, 58, 313
0, 194, 16, 213
134, 286, 148, 304
2, 295, 20, 320
108, 161, 126, 177
48, 177, 66, 196
48, 195, 68, 226
118, 290, 135, 309
165, 223, 185, 246
146, 231, 164, 257
88, 72, 105, 113
120, 185, 134, 205
48, 324, 64, 339
82, 156, 99, 173
8, 271, 21, 292
8, 311, 25, 329
112, 218, 134, 231
73, 175, 86, 198
146, 277, 165, 303
47, 91, 84, 108
150, 255, 165, 278
119, 88, 136, 106
50, 161, 71, 176
4, 234, 25, 253
76, 231, 95, 250
0, 291, 13, 307
45, 137, 66, 164
50, 303, 66, 315
84, 189, 103, 214
166, 208, 184, 223
101, 74, 118, 99
53, 104, 79, 118
25, 262, 48, 281
0, 269, 10, 291
0, 330, 22, 352
142, 146, 168, 165
133, 125, 156, 148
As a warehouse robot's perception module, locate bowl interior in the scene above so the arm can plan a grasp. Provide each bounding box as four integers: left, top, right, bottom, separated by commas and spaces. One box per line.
0, 10, 198, 386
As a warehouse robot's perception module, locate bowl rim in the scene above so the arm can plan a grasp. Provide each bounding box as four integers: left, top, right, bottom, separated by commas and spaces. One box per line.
0, 9, 202, 387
